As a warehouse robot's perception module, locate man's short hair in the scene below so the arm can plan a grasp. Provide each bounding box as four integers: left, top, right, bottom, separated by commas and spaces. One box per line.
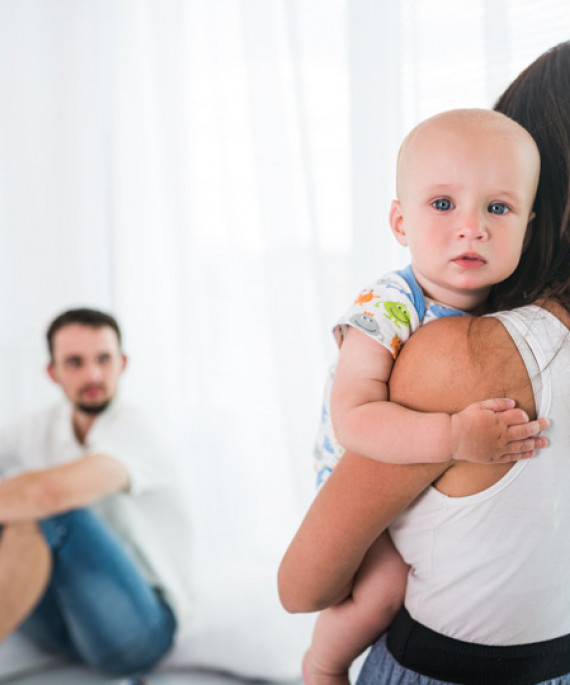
46, 308, 122, 361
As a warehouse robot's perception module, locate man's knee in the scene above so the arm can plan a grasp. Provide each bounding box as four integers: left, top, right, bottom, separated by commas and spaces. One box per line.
0, 522, 51, 564
0, 522, 52, 641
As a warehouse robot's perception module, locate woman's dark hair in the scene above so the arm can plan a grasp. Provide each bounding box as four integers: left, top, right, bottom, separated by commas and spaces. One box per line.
46, 307, 122, 361
492, 41, 570, 311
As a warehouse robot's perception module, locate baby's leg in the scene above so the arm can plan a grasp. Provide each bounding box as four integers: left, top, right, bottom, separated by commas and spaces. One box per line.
303, 531, 408, 685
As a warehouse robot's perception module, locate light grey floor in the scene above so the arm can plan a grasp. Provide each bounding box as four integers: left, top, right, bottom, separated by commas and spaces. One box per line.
0, 666, 303, 685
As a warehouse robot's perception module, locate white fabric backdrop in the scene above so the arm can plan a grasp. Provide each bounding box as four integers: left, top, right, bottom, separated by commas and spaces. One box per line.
0, 0, 569, 678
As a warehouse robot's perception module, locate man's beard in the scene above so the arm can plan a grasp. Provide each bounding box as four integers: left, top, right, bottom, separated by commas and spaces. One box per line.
75, 399, 112, 415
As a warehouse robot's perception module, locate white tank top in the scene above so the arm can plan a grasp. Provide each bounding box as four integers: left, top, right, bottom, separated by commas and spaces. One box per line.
389, 306, 570, 645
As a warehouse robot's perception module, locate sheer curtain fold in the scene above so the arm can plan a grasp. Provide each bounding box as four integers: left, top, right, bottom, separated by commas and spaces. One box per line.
0, 0, 569, 573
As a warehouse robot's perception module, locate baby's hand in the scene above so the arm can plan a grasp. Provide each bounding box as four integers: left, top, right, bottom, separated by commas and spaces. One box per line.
450, 398, 549, 463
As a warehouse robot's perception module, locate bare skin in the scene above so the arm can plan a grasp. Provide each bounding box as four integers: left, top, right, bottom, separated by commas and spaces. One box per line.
0, 523, 51, 642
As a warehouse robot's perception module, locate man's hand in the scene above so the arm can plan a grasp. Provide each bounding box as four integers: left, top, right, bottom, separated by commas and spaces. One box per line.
450, 398, 549, 463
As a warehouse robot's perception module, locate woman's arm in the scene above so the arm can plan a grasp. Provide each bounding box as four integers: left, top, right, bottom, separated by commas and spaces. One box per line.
278, 315, 538, 613
278, 453, 446, 613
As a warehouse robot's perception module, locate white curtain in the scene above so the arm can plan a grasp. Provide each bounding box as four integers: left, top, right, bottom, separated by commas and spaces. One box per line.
0, 0, 352, 570
0, 0, 569, 664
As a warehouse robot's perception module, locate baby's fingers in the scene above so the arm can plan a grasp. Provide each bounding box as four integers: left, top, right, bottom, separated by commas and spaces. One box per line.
499, 436, 548, 460
494, 449, 536, 463
498, 407, 530, 427
506, 418, 550, 441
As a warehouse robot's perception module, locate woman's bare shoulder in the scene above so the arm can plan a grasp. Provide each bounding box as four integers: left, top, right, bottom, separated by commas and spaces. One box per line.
389, 315, 534, 417
403, 314, 508, 354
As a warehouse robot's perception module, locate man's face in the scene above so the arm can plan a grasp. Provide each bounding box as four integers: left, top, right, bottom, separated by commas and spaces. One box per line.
47, 324, 127, 415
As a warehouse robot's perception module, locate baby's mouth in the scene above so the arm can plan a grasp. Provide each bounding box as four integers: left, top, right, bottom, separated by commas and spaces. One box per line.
452, 253, 486, 268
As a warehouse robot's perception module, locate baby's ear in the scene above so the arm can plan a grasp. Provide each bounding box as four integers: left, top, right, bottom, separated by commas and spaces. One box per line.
389, 200, 408, 246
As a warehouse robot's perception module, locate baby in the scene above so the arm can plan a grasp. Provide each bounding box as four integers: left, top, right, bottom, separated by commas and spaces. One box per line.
306, 109, 547, 684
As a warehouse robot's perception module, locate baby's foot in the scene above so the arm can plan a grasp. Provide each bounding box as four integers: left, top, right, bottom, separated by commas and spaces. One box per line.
302, 649, 351, 685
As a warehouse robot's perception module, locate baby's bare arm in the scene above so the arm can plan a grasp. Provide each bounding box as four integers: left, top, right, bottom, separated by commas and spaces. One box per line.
331, 327, 546, 465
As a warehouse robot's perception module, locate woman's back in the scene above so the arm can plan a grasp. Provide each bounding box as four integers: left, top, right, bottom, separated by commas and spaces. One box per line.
390, 305, 570, 644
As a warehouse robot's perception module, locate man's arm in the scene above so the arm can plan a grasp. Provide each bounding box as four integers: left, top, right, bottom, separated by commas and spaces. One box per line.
278, 316, 536, 613
0, 454, 129, 522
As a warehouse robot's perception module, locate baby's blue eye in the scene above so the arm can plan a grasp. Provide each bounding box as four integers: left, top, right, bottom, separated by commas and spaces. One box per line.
489, 202, 509, 215
432, 198, 452, 211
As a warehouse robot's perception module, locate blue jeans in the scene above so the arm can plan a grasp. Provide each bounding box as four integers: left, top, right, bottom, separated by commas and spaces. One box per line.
357, 634, 570, 685
19, 508, 176, 677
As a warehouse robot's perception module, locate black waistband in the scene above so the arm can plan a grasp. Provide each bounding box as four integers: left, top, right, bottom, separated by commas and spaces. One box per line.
386, 606, 570, 685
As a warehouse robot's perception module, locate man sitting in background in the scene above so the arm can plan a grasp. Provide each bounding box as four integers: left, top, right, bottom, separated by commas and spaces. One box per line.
0, 308, 191, 678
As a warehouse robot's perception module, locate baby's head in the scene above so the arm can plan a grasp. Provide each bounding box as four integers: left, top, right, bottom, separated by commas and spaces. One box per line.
390, 109, 540, 311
